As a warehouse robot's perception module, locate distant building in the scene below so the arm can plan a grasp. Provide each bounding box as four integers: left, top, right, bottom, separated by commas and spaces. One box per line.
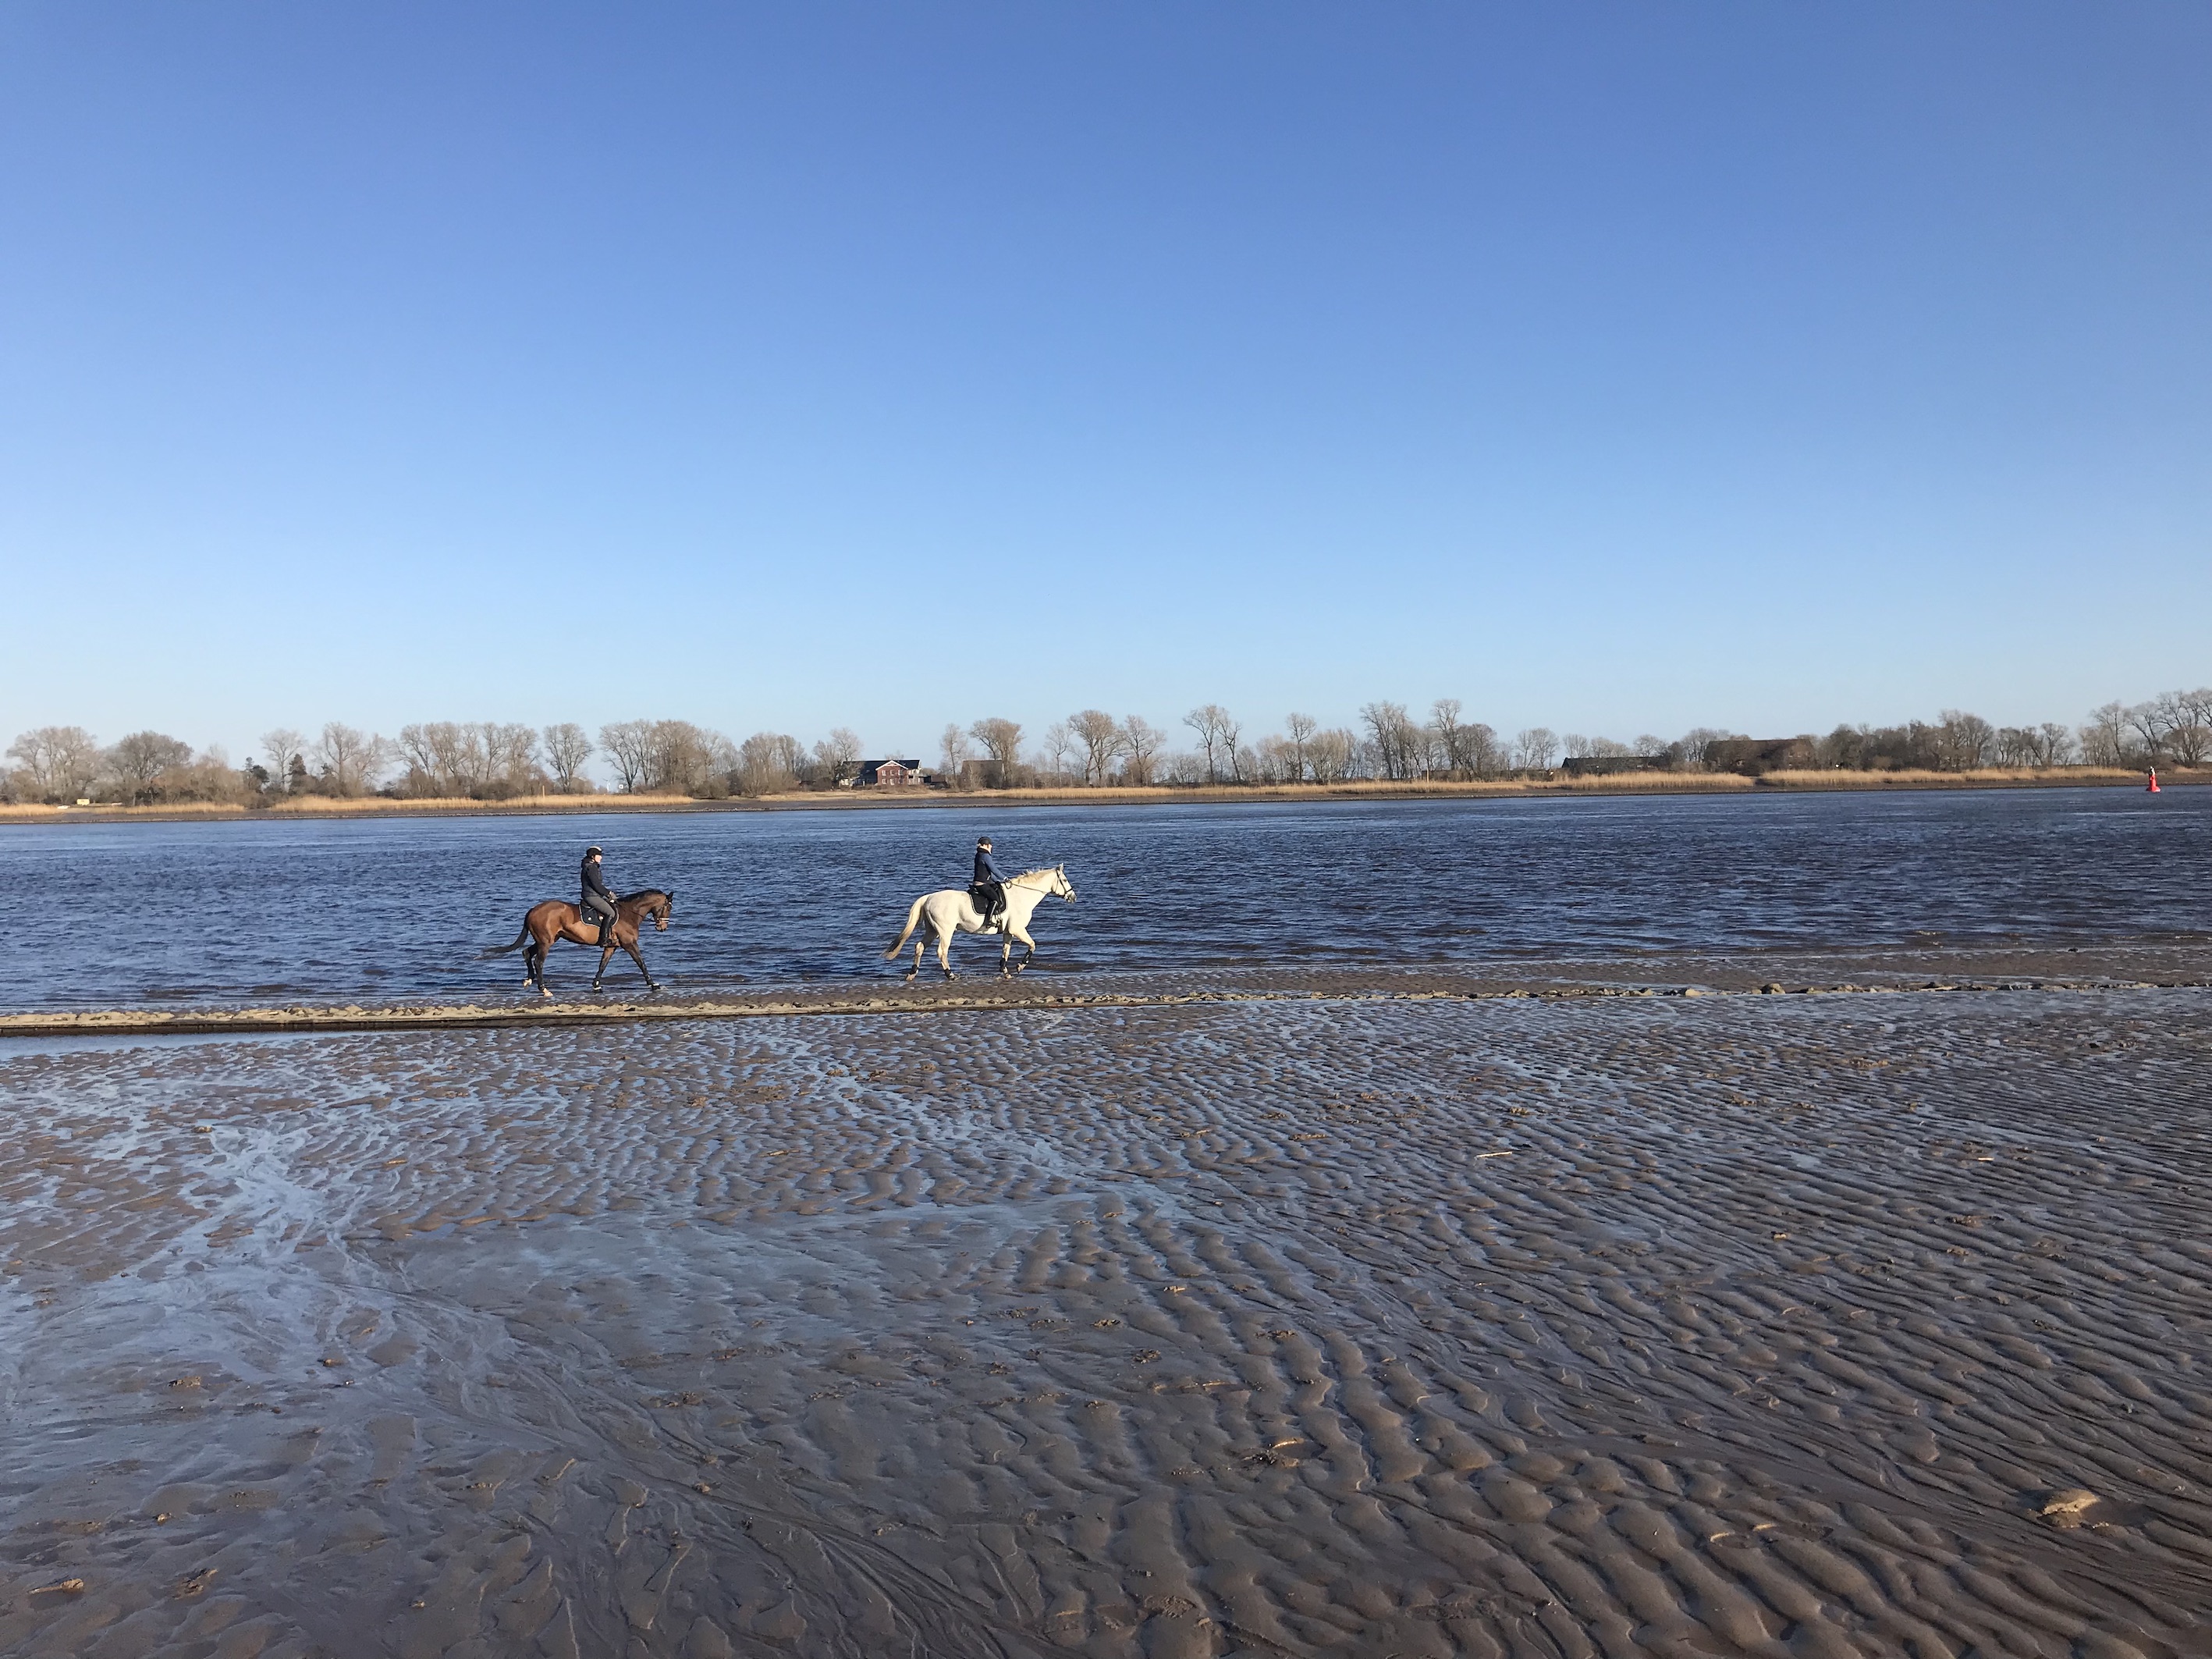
1706, 737, 1817, 776
853, 758, 925, 788
1560, 755, 1671, 777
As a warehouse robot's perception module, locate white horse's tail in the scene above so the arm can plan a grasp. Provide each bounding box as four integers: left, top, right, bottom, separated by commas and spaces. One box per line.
883, 896, 928, 959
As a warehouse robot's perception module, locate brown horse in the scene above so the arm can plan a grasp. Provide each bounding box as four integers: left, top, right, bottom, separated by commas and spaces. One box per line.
480, 888, 674, 996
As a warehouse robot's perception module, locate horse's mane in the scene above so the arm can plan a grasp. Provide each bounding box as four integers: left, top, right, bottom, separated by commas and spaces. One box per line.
1012, 867, 1057, 883
618, 888, 666, 903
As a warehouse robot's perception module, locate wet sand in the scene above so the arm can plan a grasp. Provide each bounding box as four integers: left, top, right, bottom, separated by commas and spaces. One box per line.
3, 954, 2210, 1656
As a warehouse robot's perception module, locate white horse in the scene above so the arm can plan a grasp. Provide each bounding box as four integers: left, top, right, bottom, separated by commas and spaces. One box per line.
882, 865, 1077, 981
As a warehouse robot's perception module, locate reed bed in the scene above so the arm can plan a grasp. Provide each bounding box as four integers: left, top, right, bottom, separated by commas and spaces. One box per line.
2, 766, 2191, 826
263, 792, 681, 815
1756, 766, 2175, 789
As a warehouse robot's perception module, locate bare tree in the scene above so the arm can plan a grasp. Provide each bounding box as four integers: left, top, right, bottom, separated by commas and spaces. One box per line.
599, 719, 655, 792
2163, 688, 2212, 765
939, 723, 972, 785
6, 726, 102, 801
106, 731, 193, 804
648, 720, 733, 795
1040, 721, 1076, 784
2178, 688, 2212, 754
812, 726, 863, 787
543, 723, 593, 791
1070, 709, 1124, 785
398, 722, 482, 796
968, 718, 1023, 768
2079, 702, 2130, 768
735, 731, 801, 796
1183, 705, 1234, 783
1359, 702, 1416, 780
1284, 712, 1317, 783
1460, 723, 1503, 774
1512, 727, 1560, 771
259, 728, 308, 794
2033, 723, 2076, 767
1676, 728, 1736, 773
1429, 700, 1468, 777
1307, 727, 1355, 783
481, 723, 540, 795
314, 723, 390, 797
1120, 716, 1167, 784
1936, 710, 1996, 770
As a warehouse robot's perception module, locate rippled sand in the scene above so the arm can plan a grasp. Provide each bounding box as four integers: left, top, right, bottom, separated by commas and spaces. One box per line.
3, 973, 2209, 1656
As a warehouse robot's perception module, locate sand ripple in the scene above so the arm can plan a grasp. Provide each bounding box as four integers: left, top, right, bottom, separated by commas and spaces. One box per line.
2, 988, 2209, 1655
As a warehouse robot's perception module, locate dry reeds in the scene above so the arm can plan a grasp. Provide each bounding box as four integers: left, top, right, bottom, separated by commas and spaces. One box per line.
1755, 766, 2163, 789
263, 792, 668, 815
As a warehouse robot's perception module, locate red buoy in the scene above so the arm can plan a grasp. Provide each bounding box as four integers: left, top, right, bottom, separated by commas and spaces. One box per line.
2146, 766, 2161, 794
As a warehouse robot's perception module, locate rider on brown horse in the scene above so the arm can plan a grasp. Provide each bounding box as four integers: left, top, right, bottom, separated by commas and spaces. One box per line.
581, 846, 619, 944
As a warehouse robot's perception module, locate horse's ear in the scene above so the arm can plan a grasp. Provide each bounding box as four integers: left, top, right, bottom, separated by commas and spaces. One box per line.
666, 889, 676, 904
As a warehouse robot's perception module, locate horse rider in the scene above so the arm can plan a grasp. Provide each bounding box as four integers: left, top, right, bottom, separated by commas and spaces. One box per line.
581, 845, 620, 947
971, 836, 1010, 930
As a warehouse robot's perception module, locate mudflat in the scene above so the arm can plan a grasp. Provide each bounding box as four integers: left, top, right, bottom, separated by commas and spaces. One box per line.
2, 955, 2209, 1657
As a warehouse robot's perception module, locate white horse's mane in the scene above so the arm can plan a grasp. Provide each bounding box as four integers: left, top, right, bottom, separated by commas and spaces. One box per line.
1010, 865, 1059, 883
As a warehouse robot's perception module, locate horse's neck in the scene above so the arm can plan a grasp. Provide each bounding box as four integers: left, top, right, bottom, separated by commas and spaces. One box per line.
1001, 877, 1047, 914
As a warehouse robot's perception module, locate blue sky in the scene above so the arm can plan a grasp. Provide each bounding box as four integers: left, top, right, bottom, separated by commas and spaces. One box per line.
2, 3, 2206, 772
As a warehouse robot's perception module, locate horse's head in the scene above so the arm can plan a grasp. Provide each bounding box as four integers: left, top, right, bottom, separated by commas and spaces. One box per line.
652, 890, 674, 930
1050, 864, 1075, 903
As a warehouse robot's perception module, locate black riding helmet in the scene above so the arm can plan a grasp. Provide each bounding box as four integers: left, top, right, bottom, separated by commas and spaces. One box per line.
585, 845, 603, 858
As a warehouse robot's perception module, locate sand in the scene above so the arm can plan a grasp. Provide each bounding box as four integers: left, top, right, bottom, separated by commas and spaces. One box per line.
2, 953, 2209, 1656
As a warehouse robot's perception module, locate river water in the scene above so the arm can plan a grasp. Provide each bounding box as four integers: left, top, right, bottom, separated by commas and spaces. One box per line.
0, 787, 2203, 1011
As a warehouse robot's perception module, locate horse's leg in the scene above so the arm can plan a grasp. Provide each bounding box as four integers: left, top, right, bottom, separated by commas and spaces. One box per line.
938, 922, 956, 979
624, 936, 660, 993
999, 929, 1013, 979
905, 935, 921, 984
591, 940, 616, 990
528, 923, 554, 997
1010, 923, 1038, 973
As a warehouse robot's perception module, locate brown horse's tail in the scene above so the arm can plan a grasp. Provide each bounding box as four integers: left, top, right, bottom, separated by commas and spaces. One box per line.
883, 896, 927, 959
478, 925, 531, 960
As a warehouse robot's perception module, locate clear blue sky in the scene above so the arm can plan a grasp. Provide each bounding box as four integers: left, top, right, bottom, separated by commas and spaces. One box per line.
3, 3, 2207, 771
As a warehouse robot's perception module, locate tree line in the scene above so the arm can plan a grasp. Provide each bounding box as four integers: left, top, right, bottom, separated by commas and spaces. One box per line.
5, 688, 2206, 805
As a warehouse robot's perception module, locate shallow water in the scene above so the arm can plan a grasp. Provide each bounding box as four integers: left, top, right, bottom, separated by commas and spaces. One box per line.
0, 787, 2205, 1010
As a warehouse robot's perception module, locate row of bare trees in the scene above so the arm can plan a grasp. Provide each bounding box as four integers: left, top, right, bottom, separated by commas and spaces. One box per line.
6, 687, 2204, 805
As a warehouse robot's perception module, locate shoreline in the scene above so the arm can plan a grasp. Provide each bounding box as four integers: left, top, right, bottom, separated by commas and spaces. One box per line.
0, 766, 2193, 827
5, 942, 2207, 1040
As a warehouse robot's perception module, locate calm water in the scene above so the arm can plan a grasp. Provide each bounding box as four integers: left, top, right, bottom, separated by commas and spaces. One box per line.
0, 789, 2204, 1011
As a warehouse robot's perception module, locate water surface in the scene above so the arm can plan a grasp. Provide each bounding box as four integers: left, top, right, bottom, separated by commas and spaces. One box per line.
1, 787, 2203, 1011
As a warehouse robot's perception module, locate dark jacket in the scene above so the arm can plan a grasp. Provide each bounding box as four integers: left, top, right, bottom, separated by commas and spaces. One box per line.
973, 848, 1007, 886
582, 856, 615, 904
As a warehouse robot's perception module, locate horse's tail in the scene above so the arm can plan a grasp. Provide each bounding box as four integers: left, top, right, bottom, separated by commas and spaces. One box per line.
478, 925, 531, 961
883, 896, 927, 959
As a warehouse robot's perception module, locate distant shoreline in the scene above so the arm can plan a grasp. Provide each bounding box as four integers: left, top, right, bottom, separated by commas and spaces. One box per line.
0, 766, 2193, 826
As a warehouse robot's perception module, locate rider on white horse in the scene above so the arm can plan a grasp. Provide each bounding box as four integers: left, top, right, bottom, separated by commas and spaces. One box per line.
970, 837, 1009, 930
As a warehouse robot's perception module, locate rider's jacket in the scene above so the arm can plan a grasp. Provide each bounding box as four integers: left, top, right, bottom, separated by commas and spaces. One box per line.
582, 856, 615, 904
973, 848, 1006, 886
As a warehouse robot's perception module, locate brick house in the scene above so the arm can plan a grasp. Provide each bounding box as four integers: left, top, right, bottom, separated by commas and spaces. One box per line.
852, 759, 925, 788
